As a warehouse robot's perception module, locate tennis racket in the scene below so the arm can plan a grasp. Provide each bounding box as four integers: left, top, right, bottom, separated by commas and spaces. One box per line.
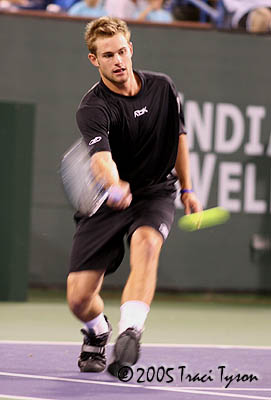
60, 139, 122, 216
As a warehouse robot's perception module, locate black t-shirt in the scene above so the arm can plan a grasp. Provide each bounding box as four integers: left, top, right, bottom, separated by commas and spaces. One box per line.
76, 70, 186, 193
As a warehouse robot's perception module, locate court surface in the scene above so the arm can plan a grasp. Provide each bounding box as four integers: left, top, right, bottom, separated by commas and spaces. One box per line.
1, 291, 271, 400
1, 341, 271, 400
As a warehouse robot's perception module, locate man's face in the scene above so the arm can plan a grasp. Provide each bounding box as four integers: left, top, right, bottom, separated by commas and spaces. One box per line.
89, 33, 133, 86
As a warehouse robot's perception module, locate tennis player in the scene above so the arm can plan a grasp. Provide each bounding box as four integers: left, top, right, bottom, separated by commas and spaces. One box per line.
67, 16, 201, 376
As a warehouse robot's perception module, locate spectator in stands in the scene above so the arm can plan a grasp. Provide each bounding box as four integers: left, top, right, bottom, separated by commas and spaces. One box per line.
0, 0, 28, 10
171, 0, 200, 22
0, 0, 81, 12
47, 0, 79, 12
135, 0, 173, 22
8, 0, 50, 10
68, 0, 107, 16
104, 0, 147, 20
221, 0, 271, 33
0, 0, 69, 11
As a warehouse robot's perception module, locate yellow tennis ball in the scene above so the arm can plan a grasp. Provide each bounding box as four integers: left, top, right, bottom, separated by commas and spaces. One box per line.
178, 207, 230, 232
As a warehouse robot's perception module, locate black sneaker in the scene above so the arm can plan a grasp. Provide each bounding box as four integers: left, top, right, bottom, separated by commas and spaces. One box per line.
107, 327, 141, 378
78, 317, 112, 373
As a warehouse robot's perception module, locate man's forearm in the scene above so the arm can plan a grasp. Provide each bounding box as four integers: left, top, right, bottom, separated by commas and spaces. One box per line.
90, 151, 120, 189
90, 151, 132, 209
174, 134, 193, 190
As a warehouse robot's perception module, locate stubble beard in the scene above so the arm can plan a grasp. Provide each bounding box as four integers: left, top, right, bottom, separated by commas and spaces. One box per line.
102, 69, 130, 88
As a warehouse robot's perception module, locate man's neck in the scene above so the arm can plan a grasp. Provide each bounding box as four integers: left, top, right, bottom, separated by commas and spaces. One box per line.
102, 71, 141, 96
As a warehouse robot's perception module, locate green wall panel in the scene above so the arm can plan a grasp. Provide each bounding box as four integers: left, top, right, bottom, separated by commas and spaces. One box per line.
0, 101, 35, 300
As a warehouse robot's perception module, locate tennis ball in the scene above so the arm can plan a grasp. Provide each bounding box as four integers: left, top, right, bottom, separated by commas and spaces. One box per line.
178, 207, 230, 232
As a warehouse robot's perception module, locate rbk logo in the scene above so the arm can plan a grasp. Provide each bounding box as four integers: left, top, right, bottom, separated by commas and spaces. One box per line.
134, 106, 148, 118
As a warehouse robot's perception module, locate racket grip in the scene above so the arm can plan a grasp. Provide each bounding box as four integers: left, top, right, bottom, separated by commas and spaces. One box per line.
107, 186, 124, 203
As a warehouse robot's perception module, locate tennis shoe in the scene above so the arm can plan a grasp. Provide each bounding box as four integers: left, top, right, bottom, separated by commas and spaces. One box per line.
107, 327, 141, 377
78, 316, 112, 373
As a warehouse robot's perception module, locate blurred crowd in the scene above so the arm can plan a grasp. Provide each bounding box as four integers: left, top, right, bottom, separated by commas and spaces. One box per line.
0, 0, 270, 33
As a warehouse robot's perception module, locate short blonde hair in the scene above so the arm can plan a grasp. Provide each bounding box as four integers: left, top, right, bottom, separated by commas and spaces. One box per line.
85, 17, 131, 54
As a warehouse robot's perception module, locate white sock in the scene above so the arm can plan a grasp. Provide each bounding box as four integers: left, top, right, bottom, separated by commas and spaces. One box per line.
118, 300, 150, 334
84, 313, 108, 336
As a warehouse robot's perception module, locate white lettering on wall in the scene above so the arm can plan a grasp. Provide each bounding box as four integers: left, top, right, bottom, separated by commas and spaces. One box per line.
190, 153, 216, 208
175, 97, 270, 214
244, 106, 265, 156
185, 101, 213, 152
215, 103, 244, 153
244, 164, 267, 213
266, 131, 271, 156
218, 162, 242, 212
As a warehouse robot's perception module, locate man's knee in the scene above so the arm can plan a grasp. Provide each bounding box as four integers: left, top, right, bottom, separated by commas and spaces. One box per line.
131, 226, 163, 261
67, 270, 104, 315
68, 292, 93, 315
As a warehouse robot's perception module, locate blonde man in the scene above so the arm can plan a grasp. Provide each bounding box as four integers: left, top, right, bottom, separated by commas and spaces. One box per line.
67, 17, 201, 377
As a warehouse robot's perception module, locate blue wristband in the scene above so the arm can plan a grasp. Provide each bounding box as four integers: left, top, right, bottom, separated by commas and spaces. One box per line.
180, 189, 194, 195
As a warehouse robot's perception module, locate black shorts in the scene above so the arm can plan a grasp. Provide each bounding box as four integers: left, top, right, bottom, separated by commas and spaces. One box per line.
69, 187, 176, 275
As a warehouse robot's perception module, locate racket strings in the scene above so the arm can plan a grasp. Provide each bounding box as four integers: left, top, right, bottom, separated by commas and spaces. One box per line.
60, 139, 108, 216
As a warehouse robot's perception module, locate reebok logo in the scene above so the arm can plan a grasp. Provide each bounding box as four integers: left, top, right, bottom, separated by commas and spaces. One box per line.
89, 136, 102, 146
134, 106, 148, 118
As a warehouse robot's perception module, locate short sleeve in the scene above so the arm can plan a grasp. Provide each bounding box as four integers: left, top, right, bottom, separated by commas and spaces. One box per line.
176, 94, 186, 135
76, 103, 111, 155
167, 77, 186, 135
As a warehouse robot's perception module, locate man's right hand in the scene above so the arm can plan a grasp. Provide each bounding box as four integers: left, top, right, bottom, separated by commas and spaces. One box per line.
106, 180, 132, 209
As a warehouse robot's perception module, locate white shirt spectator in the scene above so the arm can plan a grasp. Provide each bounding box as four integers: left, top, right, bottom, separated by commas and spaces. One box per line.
104, 0, 148, 19
222, 0, 271, 27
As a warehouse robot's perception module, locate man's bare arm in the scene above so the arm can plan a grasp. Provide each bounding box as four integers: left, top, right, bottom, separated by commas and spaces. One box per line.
174, 134, 202, 215
90, 151, 132, 209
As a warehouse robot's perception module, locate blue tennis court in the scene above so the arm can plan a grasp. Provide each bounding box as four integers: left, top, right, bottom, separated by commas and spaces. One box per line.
1, 341, 270, 400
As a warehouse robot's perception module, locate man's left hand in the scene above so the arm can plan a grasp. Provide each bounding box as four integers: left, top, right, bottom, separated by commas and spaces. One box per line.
181, 192, 202, 215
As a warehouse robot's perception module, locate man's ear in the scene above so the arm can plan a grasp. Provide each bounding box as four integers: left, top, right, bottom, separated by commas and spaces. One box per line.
129, 41, 133, 57
88, 53, 99, 67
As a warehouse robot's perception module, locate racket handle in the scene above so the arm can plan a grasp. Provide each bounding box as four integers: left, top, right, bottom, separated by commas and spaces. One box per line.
107, 186, 124, 203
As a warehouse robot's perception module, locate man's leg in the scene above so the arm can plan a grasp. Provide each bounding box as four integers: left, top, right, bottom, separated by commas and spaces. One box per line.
122, 225, 163, 304
67, 269, 105, 322
67, 269, 112, 372
108, 226, 163, 376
